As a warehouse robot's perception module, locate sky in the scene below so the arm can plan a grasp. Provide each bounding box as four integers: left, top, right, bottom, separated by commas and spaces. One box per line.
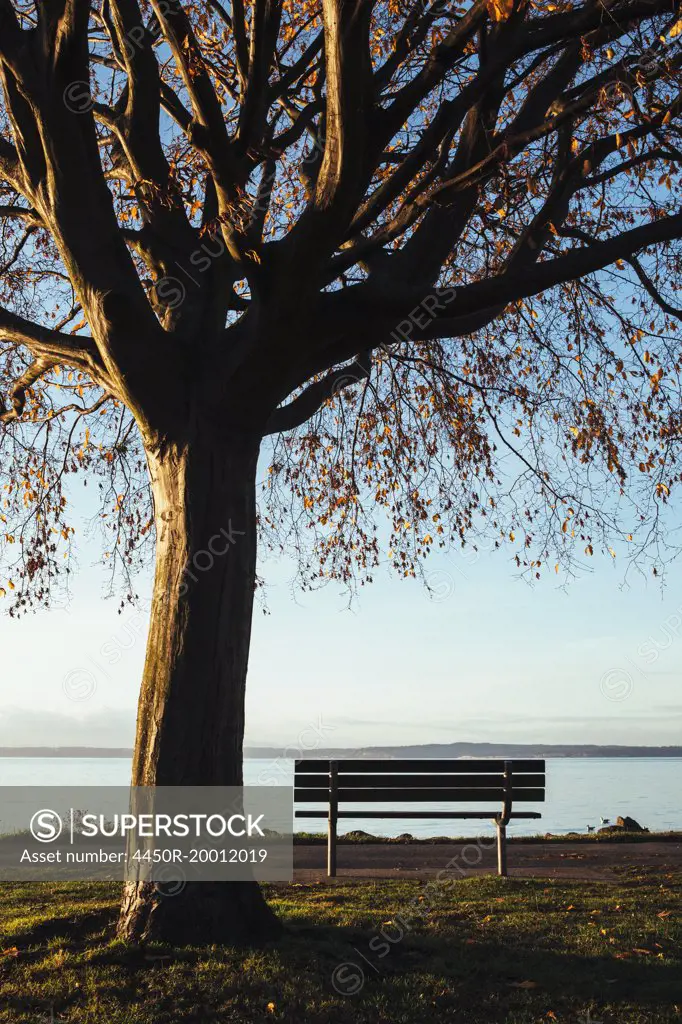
1, 473, 681, 751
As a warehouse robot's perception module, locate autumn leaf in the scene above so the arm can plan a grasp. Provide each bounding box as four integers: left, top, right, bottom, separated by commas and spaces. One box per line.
486, 0, 514, 22
509, 979, 539, 989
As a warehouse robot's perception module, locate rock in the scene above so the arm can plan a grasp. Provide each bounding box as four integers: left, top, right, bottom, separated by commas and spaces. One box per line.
616, 815, 648, 832
598, 817, 649, 834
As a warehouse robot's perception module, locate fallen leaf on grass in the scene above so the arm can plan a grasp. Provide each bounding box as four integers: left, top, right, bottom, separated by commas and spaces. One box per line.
509, 979, 540, 989
1, 948, 18, 958
657, 910, 672, 919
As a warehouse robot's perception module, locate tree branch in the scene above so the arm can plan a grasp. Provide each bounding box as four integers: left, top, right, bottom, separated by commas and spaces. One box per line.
0, 306, 108, 380
281, 0, 375, 277
416, 212, 682, 339
237, 0, 282, 155
626, 255, 682, 320
264, 351, 371, 434
0, 355, 57, 422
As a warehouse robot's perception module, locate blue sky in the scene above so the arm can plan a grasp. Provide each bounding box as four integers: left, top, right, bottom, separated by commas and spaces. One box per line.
1, 483, 681, 750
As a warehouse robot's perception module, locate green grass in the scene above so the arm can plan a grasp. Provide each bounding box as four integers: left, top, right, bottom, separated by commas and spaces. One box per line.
1, 866, 681, 1022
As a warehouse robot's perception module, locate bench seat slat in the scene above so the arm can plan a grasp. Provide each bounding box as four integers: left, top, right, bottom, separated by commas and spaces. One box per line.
295, 758, 545, 773
295, 787, 545, 803
295, 773, 545, 790
294, 810, 543, 819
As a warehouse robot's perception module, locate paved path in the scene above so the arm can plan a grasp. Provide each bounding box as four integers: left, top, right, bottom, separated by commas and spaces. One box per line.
292, 841, 682, 882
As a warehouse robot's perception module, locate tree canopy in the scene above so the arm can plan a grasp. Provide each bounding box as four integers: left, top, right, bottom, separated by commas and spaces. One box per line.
1, 0, 682, 611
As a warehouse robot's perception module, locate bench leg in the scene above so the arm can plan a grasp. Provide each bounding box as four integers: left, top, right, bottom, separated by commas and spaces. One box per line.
328, 760, 338, 878
327, 814, 337, 877
497, 821, 508, 877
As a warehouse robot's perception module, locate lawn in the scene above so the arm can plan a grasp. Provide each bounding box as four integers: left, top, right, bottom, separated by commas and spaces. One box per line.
1, 866, 680, 1023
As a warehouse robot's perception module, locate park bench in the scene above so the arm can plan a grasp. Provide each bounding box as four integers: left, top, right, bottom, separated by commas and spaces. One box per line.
294, 758, 545, 877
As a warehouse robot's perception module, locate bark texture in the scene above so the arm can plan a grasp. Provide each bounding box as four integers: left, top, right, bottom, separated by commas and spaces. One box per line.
117, 422, 280, 944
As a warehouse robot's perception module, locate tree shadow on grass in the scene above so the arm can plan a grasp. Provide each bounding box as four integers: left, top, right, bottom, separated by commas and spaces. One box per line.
5, 925, 679, 1019
281, 918, 682, 1018
3, 904, 681, 1023
7, 908, 115, 951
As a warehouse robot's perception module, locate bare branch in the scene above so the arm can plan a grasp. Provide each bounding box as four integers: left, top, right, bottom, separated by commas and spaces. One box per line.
264, 352, 371, 435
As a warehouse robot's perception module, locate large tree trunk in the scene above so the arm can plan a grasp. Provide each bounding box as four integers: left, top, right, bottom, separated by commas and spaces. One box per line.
117, 423, 281, 944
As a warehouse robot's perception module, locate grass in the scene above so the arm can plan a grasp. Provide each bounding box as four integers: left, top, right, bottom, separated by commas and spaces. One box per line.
293, 829, 682, 844
1, 865, 681, 1023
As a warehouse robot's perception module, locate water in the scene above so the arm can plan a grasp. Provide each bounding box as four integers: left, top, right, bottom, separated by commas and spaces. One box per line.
1, 757, 679, 838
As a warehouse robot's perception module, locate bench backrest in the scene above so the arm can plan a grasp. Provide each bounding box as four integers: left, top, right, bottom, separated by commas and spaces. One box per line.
294, 758, 545, 805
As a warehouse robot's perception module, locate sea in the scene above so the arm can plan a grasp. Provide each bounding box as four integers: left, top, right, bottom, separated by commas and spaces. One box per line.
1, 756, 680, 838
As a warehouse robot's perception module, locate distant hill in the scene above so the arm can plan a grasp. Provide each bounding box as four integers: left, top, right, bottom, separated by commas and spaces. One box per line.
248, 742, 682, 759
2, 743, 681, 758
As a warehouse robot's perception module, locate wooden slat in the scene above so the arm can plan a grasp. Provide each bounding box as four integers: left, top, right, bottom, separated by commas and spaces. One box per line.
294, 787, 545, 803
294, 810, 544, 819
294, 758, 545, 774
295, 772, 545, 790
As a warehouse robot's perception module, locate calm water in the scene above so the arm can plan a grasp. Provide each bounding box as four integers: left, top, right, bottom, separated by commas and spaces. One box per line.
1, 757, 679, 838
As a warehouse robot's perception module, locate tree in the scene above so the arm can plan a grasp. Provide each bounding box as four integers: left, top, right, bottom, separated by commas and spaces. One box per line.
1, 0, 682, 943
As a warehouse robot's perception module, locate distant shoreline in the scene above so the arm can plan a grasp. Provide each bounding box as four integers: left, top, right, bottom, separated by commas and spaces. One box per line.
1, 744, 681, 759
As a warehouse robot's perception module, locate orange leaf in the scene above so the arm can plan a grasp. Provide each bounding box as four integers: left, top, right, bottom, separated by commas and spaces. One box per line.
486, 0, 514, 21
